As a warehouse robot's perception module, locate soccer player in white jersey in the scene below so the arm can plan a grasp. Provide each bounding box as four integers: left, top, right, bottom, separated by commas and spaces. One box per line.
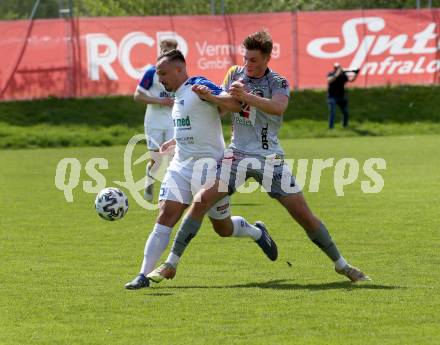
134, 39, 177, 201
125, 49, 278, 289
148, 31, 370, 284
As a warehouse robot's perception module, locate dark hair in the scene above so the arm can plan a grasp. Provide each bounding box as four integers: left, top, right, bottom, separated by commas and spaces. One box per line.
157, 49, 186, 63
243, 30, 273, 56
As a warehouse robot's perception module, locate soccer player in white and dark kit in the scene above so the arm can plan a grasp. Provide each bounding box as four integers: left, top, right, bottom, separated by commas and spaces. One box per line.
149, 31, 370, 284
125, 49, 278, 289
134, 39, 177, 201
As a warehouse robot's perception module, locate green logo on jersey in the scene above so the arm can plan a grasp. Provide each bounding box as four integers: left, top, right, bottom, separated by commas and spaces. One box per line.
173, 116, 191, 128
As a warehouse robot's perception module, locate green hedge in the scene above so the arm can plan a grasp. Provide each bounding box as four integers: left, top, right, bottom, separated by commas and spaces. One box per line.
0, 85, 439, 149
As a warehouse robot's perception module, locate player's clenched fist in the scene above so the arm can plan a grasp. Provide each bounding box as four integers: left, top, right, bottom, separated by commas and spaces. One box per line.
192, 84, 212, 101
159, 138, 176, 155
229, 81, 247, 101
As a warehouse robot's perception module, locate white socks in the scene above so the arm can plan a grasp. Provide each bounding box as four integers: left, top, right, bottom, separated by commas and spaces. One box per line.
166, 252, 180, 267
140, 223, 172, 275
334, 256, 348, 270
231, 216, 262, 241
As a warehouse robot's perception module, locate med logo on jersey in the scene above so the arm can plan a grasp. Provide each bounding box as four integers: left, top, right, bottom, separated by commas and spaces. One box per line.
173, 101, 194, 145
173, 115, 191, 129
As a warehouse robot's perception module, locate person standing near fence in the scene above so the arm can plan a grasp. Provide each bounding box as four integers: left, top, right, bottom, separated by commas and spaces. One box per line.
327, 63, 359, 129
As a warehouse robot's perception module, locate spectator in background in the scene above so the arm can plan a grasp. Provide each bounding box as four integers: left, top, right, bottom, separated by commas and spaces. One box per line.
327, 63, 359, 129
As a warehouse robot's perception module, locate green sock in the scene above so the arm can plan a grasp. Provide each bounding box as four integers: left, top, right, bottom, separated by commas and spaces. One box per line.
306, 223, 341, 262
170, 217, 202, 258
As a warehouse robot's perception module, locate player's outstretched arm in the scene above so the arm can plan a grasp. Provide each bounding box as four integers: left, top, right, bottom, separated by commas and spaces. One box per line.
133, 89, 174, 107
229, 81, 288, 116
192, 84, 241, 113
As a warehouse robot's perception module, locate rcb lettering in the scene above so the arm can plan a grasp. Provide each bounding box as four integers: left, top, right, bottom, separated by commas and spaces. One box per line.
86, 31, 188, 81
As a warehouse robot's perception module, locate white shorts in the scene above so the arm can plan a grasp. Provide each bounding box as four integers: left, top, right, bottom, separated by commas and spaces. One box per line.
145, 127, 174, 151
159, 159, 231, 220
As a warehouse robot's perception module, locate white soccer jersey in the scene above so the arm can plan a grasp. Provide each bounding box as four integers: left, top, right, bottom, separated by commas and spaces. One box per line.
171, 76, 226, 164
136, 66, 174, 130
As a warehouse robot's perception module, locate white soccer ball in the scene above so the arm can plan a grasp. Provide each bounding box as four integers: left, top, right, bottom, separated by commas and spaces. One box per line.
95, 187, 129, 221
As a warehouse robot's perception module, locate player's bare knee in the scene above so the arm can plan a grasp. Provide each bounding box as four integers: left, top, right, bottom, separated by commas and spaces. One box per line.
193, 191, 213, 213
157, 205, 182, 226
156, 212, 172, 226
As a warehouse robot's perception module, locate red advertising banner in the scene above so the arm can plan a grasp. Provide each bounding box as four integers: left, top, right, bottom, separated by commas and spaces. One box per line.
297, 9, 440, 89
0, 13, 293, 100
0, 9, 439, 101
0, 19, 71, 100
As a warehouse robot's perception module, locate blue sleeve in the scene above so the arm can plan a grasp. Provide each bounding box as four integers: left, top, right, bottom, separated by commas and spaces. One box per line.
138, 66, 156, 90
185, 76, 223, 95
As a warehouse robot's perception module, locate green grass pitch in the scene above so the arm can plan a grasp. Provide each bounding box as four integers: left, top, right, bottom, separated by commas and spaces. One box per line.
1, 135, 439, 344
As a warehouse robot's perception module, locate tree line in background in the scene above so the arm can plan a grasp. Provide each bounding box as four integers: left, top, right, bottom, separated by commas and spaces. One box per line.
0, 0, 438, 20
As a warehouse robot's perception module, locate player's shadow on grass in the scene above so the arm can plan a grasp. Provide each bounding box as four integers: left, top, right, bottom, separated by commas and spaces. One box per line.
147, 292, 174, 296
166, 279, 401, 291
230, 279, 401, 291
